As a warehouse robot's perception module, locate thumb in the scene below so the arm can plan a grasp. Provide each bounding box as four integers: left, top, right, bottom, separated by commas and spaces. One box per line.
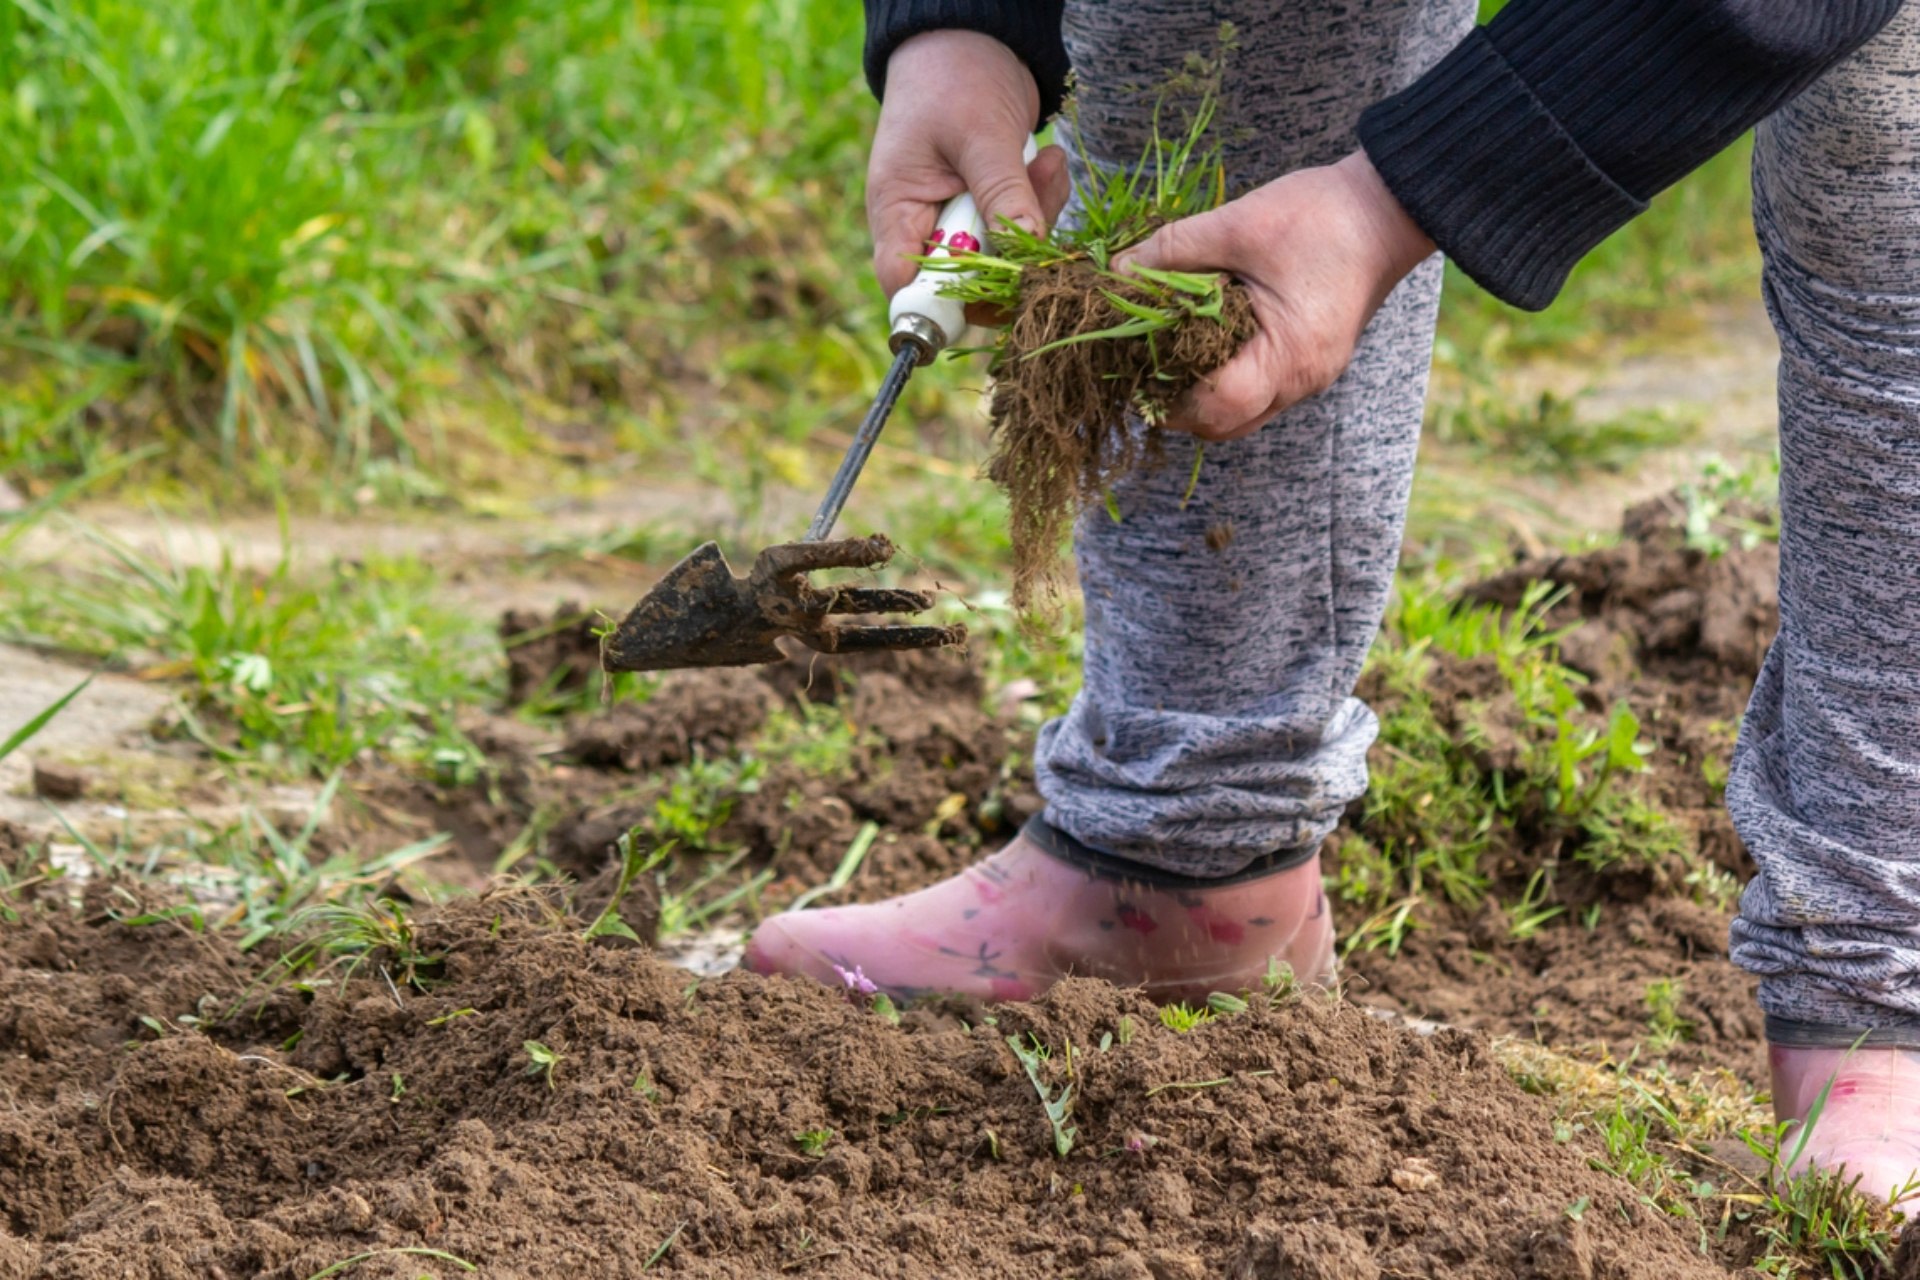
1117, 206, 1240, 274
954, 134, 1047, 240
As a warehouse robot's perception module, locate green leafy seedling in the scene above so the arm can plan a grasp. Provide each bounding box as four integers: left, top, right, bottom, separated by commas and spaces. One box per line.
1007, 1033, 1077, 1158
1159, 1002, 1214, 1034
523, 1039, 563, 1090
793, 1128, 833, 1157
582, 830, 673, 942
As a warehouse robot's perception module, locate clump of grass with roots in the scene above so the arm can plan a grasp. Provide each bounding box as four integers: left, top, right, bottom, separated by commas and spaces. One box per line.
921, 28, 1256, 619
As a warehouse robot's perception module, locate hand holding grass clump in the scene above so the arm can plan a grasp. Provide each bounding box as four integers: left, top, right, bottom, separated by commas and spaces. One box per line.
917, 37, 1258, 616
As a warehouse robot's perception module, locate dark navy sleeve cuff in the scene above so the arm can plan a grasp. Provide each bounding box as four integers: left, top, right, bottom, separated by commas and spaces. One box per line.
1357, 29, 1644, 312
1359, 0, 1900, 311
864, 0, 1070, 125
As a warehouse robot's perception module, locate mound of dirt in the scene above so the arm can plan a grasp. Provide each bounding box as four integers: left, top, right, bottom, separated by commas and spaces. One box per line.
0, 883, 1738, 1279
1338, 496, 1778, 1080
1466, 494, 1778, 682
550, 647, 1032, 898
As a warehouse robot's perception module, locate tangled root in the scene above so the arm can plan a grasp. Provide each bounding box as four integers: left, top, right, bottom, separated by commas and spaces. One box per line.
985, 258, 1255, 617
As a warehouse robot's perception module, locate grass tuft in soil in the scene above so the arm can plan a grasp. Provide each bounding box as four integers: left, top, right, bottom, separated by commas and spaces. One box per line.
927, 32, 1257, 617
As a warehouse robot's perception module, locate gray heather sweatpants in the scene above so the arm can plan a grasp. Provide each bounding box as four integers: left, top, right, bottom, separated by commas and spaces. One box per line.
1037, 0, 1920, 1038
1034, 0, 1476, 877
1727, 5, 1920, 1040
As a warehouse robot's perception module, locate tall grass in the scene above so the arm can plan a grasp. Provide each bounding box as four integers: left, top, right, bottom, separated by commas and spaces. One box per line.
0, 0, 1756, 504
0, 0, 881, 497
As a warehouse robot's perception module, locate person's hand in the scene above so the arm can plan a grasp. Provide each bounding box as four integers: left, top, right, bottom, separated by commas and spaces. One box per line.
1118, 152, 1435, 441
869, 31, 1071, 321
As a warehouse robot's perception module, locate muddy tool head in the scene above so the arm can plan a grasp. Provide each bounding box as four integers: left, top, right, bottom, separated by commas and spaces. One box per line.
602, 533, 964, 672
600, 156, 1042, 674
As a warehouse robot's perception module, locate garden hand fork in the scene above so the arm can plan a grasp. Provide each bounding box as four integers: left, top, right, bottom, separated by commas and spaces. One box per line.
603, 143, 1036, 673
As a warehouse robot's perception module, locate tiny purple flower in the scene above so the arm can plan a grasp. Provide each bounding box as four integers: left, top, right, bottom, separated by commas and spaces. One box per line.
832, 963, 879, 996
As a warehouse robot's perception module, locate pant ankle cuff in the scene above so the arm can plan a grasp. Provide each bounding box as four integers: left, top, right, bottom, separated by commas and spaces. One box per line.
1021, 816, 1318, 888
1767, 1015, 1920, 1050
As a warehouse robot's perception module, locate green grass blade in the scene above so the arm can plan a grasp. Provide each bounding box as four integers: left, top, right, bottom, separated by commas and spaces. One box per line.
301, 1247, 476, 1280
0, 673, 93, 764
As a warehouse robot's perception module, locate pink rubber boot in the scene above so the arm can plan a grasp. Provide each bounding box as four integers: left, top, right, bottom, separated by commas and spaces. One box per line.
1770, 1043, 1920, 1203
743, 825, 1335, 1003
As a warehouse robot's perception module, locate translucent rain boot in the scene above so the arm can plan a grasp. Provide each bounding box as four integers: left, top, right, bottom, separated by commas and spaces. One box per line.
743, 819, 1335, 1003
1770, 1042, 1920, 1204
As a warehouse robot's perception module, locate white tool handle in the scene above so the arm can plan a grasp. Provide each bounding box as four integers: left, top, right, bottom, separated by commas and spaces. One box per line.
889, 135, 1040, 362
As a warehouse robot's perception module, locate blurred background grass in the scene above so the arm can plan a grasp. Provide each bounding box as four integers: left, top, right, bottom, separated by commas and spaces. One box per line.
0, 0, 1758, 509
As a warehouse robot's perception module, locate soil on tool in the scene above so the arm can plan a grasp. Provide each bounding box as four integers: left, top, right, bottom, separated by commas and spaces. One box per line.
0, 495, 1856, 1277
3, 878, 1737, 1279
988, 259, 1256, 616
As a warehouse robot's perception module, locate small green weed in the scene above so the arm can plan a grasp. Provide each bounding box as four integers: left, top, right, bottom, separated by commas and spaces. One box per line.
1, 523, 492, 773
1643, 978, 1694, 1054
1007, 1033, 1077, 1157
0, 672, 92, 763
523, 1040, 563, 1090
1678, 454, 1782, 558
650, 754, 764, 852
793, 1128, 833, 1157
159, 776, 449, 955
281, 896, 443, 991
751, 701, 872, 781
1746, 1165, 1911, 1278
581, 830, 672, 944
1738, 1051, 1915, 1278
1159, 1002, 1214, 1034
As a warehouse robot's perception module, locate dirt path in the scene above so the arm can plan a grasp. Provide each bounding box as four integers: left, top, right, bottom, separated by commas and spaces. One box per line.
6, 300, 1783, 619
1417, 300, 1779, 549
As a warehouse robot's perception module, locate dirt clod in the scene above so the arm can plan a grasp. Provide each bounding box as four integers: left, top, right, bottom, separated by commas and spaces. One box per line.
501, 601, 603, 706
29, 760, 86, 801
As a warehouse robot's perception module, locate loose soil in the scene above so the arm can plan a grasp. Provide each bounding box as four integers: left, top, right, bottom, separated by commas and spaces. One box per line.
0, 881, 1743, 1279
1339, 495, 1775, 1082
0, 495, 1868, 1278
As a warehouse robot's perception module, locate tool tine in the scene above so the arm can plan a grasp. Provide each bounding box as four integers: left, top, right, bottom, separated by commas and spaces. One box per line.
824, 586, 937, 616
811, 622, 968, 654
754, 534, 898, 581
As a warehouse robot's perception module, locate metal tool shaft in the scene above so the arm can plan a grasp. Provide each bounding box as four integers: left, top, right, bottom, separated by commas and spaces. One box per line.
804, 342, 920, 542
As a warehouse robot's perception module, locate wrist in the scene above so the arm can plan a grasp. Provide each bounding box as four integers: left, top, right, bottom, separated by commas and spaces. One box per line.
888, 30, 1042, 130
1333, 150, 1435, 282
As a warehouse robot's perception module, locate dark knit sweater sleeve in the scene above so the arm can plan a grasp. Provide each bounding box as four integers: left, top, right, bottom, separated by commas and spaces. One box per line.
863, 0, 1069, 125
1359, 0, 1903, 310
